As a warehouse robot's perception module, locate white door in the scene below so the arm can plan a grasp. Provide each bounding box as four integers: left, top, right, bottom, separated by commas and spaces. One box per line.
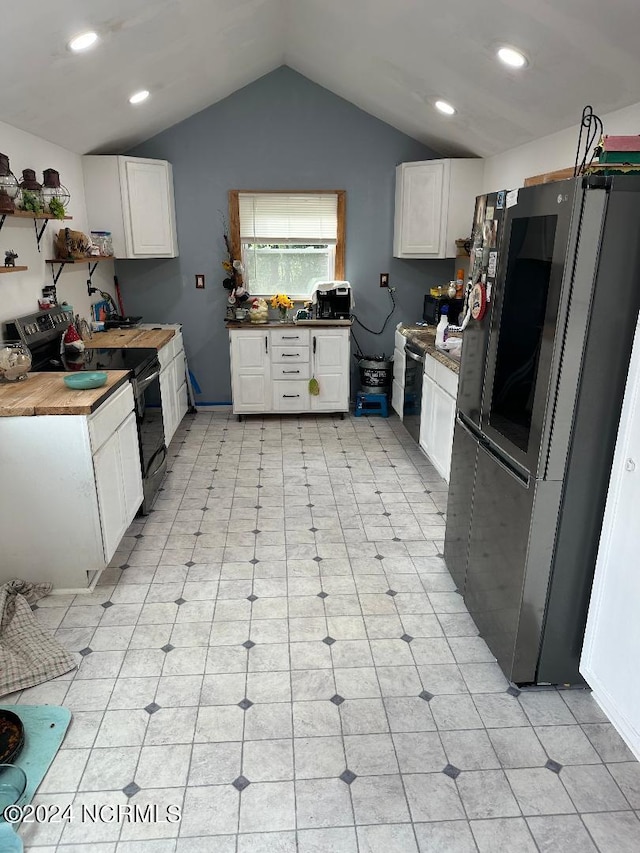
230, 331, 271, 413
160, 365, 177, 445
391, 379, 404, 419
419, 374, 437, 459
119, 411, 144, 524
581, 318, 640, 757
431, 384, 456, 482
310, 330, 349, 412
93, 431, 126, 563
123, 159, 177, 257
419, 373, 456, 482
172, 351, 188, 429
394, 161, 447, 257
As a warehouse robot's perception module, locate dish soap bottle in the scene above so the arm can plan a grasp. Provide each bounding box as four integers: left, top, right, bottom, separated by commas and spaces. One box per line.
435, 305, 449, 349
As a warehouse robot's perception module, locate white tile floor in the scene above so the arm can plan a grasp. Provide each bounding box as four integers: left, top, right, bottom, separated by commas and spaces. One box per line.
7, 411, 640, 852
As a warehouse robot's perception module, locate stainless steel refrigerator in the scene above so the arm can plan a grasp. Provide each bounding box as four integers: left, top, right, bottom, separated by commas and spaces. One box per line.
444, 175, 640, 686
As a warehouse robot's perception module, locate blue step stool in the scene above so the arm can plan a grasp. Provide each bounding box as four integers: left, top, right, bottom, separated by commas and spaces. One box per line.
355, 391, 388, 417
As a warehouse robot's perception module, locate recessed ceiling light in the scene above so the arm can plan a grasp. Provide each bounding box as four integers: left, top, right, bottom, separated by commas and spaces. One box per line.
435, 100, 456, 116
497, 46, 528, 68
69, 31, 98, 52
129, 90, 150, 105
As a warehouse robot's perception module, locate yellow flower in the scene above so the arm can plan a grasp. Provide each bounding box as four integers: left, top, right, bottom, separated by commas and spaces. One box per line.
270, 293, 294, 310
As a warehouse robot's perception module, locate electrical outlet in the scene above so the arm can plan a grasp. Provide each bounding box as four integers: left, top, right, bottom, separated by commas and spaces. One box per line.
195, 274, 205, 289
380, 273, 389, 288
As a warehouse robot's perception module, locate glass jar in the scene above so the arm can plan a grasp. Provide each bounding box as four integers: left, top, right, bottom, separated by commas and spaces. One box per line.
90, 231, 114, 257
0, 341, 32, 382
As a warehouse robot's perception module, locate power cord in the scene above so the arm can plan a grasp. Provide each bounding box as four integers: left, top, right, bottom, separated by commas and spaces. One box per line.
351, 287, 396, 336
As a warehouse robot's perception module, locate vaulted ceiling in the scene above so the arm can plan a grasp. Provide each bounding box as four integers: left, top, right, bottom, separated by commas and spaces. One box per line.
3, 0, 640, 157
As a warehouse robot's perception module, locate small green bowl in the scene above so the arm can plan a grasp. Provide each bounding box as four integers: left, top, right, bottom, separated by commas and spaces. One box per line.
63, 372, 108, 390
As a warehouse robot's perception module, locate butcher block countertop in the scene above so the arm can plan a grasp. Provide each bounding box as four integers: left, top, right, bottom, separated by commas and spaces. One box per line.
85, 328, 176, 349
399, 325, 461, 374
0, 371, 130, 417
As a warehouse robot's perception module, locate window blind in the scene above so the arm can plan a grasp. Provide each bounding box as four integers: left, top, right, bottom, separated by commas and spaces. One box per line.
239, 193, 338, 244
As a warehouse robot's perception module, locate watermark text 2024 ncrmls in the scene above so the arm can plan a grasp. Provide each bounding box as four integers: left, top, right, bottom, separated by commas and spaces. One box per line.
3, 803, 182, 824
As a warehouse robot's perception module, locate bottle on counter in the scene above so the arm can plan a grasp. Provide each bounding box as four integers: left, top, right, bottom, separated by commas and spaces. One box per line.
435, 305, 449, 349
456, 268, 465, 298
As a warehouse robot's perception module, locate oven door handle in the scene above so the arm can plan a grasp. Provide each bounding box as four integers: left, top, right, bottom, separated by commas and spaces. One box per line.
145, 444, 167, 480
136, 370, 160, 393
404, 346, 425, 364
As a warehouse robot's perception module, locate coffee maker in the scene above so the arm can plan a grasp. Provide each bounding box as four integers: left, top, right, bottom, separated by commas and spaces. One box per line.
315, 283, 352, 320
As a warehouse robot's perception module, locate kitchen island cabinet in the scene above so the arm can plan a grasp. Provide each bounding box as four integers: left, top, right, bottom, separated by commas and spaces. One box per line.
0, 379, 142, 591
229, 325, 350, 416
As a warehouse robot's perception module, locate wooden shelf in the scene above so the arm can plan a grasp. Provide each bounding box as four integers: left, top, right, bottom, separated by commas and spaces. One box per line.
0, 265, 28, 274
45, 256, 112, 264
9, 211, 72, 221
46, 255, 113, 287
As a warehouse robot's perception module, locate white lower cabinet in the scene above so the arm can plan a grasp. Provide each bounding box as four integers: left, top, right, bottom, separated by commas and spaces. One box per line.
310, 329, 349, 412
230, 327, 349, 415
158, 334, 189, 444
419, 355, 458, 482
0, 381, 143, 591
94, 410, 143, 562
230, 330, 271, 413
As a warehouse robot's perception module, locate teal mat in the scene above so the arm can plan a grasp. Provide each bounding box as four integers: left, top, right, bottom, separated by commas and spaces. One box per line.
0, 705, 71, 807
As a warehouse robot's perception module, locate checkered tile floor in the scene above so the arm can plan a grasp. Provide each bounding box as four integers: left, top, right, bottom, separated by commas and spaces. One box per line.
9, 412, 640, 852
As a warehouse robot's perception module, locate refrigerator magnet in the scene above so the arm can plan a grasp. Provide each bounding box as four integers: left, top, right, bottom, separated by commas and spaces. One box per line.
488, 251, 498, 278
471, 282, 488, 320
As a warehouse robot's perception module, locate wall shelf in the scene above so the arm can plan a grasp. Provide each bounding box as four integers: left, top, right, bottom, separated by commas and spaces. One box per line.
0, 265, 28, 274
46, 256, 112, 287
0, 209, 73, 252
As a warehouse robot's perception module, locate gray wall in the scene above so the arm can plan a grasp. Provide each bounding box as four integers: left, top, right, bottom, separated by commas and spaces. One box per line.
118, 66, 453, 404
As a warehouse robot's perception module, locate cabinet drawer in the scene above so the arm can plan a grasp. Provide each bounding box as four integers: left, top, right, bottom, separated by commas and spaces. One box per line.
271, 346, 310, 364
272, 380, 310, 411
435, 361, 458, 397
271, 329, 309, 347
89, 382, 135, 454
272, 363, 310, 380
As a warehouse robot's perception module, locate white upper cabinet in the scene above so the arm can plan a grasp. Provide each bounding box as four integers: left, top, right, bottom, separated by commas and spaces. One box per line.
83, 155, 179, 259
393, 159, 484, 259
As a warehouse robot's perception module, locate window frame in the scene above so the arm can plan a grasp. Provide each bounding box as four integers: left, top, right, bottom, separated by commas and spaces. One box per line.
228, 189, 346, 299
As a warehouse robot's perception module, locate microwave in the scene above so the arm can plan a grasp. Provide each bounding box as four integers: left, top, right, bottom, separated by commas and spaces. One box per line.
423, 294, 464, 326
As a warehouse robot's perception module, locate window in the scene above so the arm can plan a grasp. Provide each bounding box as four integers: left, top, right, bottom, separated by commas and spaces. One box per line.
229, 190, 345, 298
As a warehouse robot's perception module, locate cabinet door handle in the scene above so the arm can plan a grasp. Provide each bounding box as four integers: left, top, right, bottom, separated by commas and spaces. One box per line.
313, 336, 317, 354
282, 353, 300, 357
265, 336, 268, 353
283, 394, 300, 398
283, 370, 300, 374
281, 335, 299, 340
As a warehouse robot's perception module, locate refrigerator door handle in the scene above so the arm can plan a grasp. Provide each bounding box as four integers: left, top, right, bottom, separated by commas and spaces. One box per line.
457, 410, 530, 487
457, 410, 483, 440
481, 437, 531, 488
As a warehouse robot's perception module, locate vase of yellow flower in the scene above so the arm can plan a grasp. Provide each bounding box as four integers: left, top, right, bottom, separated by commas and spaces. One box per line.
270, 293, 294, 323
